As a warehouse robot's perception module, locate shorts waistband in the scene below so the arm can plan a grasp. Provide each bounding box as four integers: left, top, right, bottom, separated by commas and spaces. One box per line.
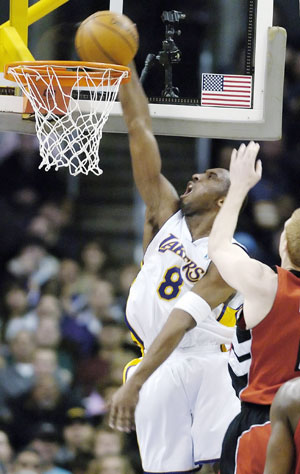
241, 401, 271, 412
171, 344, 224, 356
143, 345, 225, 357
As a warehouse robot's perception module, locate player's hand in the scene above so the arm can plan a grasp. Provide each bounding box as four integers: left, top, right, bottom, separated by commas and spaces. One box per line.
229, 141, 262, 191
108, 380, 139, 432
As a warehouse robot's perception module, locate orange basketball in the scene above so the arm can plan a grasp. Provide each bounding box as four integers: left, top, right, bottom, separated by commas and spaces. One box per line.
75, 10, 139, 66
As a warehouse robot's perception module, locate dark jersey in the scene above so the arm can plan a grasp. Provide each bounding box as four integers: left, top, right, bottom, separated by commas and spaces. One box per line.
229, 266, 300, 404
220, 402, 271, 474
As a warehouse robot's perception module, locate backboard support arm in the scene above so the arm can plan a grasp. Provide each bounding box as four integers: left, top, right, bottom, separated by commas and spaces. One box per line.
0, 0, 69, 71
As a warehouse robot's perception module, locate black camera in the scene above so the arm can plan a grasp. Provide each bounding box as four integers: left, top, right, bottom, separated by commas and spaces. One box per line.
140, 10, 186, 98
159, 11, 185, 97
161, 10, 186, 25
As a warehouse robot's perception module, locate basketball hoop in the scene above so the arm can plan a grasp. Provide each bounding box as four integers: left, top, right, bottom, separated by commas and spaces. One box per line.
4, 61, 131, 176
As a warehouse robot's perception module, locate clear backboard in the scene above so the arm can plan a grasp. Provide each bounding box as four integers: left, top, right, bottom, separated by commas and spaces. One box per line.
0, 0, 286, 140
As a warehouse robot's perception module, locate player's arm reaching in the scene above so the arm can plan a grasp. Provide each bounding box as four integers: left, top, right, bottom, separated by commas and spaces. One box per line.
119, 62, 179, 251
208, 142, 278, 329
108, 262, 235, 432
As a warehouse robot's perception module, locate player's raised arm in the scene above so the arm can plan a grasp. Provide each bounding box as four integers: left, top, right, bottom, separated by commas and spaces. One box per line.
208, 142, 279, 328
208, 142, 277, 310
119, 62, 179, 233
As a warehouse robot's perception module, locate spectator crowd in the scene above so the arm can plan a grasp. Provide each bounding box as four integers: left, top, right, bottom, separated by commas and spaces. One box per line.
0, 136, 142, 473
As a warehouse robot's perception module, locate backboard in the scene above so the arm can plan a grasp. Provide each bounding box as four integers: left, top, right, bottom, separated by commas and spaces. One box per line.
0, 0, 286, 140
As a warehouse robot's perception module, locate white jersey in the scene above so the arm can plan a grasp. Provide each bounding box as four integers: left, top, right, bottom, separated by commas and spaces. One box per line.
126, 210, 243, 351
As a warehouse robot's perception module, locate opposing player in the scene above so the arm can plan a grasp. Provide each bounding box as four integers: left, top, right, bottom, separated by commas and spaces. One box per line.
208, 142, 300, 473
264, 377, 300, 473
108, 62, 242, 474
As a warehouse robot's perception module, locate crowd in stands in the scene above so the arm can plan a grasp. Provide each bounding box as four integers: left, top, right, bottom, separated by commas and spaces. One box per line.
0, 135, 142, 473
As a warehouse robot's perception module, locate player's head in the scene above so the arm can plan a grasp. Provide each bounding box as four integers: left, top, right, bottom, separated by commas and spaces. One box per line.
280, 208, 300, 268
180, 168, 230, 217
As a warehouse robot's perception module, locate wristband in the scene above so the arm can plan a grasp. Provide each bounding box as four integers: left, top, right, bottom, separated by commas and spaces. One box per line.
173, 291, 211, 326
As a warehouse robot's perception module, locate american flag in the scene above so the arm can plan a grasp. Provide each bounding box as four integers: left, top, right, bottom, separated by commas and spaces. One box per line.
201, 73, 252, 108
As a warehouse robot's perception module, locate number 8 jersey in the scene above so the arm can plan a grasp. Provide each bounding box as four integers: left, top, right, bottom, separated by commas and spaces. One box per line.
126, 210, 243, 352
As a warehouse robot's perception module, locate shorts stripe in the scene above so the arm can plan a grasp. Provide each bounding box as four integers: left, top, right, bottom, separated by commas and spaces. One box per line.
143, 468, 201, 474
195, 458, 219, 465
123, 357, 142, 383
124, 313, 144, 349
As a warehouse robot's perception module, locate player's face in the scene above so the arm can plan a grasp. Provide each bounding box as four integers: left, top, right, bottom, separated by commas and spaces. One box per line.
180, 168, 230, 216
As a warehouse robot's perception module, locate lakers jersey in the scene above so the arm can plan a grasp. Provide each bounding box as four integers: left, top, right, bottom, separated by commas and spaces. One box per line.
126, 211, 243, 351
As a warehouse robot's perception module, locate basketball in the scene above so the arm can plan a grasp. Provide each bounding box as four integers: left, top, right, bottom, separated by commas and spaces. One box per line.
75, 10, 139, 66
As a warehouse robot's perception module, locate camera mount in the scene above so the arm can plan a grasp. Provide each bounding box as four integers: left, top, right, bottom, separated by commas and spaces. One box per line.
140, 10, 186, 98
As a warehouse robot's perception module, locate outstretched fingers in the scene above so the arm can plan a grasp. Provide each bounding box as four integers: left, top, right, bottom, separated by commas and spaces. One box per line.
108, 383, 139, 433
230, 147, 237, 164
247, 140, 260, 161
255, 157, 262, 179
109, 405, 135, 433
229, 141, 262, 190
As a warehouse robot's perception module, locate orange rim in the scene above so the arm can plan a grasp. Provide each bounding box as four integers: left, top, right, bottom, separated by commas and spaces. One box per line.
4, 60, 131, 87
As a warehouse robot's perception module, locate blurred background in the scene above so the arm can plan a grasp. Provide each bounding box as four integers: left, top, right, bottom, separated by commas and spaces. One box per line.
0, 1, 299, 473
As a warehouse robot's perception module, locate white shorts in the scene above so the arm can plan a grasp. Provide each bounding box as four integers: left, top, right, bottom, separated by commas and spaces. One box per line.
127, 347, 240, 473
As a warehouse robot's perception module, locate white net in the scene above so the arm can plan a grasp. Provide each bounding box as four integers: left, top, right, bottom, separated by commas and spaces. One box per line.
7, 62, 129, 176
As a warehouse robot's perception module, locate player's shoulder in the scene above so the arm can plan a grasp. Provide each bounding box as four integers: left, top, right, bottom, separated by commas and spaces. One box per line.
157, 209, 183, 230
143, 210, 183, 255
232, 238, 276, 283
276, 266, 300, 281
232, 240, 248, 255
274, 378, 300, 411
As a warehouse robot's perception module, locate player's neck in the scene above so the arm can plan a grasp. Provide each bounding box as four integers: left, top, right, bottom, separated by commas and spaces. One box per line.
185, 212, 216, 241
281, 253, 300, 272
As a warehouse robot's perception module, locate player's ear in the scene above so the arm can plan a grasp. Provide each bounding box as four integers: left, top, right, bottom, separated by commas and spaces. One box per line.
216, 197, 225, 208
